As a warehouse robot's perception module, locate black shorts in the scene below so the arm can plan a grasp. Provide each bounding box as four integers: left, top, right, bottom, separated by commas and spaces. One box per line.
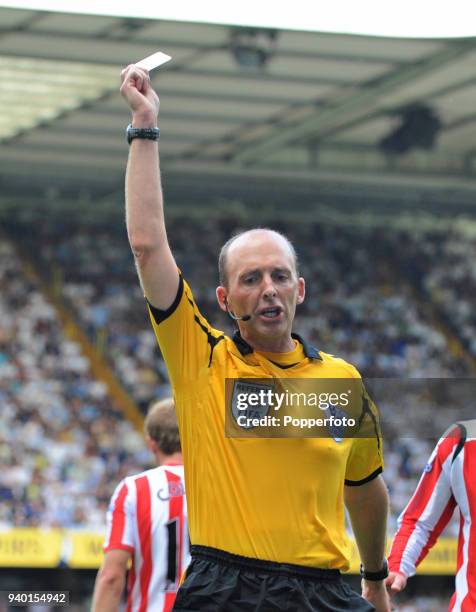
173, 545, 375, 612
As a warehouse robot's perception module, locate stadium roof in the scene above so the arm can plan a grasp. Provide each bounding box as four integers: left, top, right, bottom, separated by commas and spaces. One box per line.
2, 6, 476, 213
3, 0, 476, 39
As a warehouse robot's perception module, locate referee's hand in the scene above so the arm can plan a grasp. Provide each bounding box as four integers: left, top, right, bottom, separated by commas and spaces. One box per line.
120, 64, 160, 126
362, 579, 392, 611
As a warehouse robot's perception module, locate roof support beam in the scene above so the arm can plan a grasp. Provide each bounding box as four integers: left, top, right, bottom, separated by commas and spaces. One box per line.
0, 25, 406, 66
231, 39, 476, 165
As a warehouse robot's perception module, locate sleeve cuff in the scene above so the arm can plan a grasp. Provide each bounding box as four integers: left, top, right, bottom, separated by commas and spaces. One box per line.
345, 466, 383, 487
146, 275, 184, 324
103, 543, 134, 554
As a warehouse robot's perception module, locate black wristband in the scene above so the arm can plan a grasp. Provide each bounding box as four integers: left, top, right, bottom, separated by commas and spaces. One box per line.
360, 559, 389, 581
126, 124, 160, 145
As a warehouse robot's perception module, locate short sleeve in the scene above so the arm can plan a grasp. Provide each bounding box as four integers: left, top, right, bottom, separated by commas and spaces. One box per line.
147, 274, 224, 389
104, 480, 136, 553
344, 387, 384, 486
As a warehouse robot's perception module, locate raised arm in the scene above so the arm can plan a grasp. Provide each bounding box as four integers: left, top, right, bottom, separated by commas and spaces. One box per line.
120, 64, 179, 309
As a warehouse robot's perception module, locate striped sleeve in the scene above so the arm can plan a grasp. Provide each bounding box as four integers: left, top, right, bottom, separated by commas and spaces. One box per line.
388, 425, 461, 577
104, 479, 136, 553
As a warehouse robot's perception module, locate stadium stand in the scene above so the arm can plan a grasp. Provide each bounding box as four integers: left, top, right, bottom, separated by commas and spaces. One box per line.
4, 214, 474, 534
2, 213, 471, 610
0, 238, 150, 529
401, 229, 476, 358
8, 217, 470, 384
2, 5, 475, 609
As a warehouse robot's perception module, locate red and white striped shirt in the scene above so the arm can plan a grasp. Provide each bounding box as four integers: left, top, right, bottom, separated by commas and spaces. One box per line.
388, 419, 476, 612
104, 463, 190, 612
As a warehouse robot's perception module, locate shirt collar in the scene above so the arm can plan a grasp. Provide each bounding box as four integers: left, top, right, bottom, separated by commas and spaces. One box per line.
232, 331, 322, 360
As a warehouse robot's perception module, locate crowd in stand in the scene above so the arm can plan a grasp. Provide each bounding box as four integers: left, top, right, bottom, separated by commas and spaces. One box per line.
2, 212, 474, 609
400, 229, 476, 357
0, 240, 149, 529
4, 214, 473, 609
4, 216, 474, 537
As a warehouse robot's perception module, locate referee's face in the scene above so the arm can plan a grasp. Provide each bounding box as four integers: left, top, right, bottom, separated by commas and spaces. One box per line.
218, 230, 305, 351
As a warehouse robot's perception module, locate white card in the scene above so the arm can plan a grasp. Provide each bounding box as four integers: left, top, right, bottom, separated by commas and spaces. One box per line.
136, 51, 172, 71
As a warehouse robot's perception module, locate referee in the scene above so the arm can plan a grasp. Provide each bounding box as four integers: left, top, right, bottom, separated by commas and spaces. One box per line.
120, 64, 391, 612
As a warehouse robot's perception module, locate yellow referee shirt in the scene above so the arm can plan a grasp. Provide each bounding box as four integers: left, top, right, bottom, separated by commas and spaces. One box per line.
148, 275, 383, 571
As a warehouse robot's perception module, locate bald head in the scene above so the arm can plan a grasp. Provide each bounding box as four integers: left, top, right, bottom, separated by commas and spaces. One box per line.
218, 228, 299, 287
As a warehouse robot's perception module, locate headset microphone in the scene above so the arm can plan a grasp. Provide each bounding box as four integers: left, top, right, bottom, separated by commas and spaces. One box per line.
228, 311, 251, 322
225, 299, 251, 322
